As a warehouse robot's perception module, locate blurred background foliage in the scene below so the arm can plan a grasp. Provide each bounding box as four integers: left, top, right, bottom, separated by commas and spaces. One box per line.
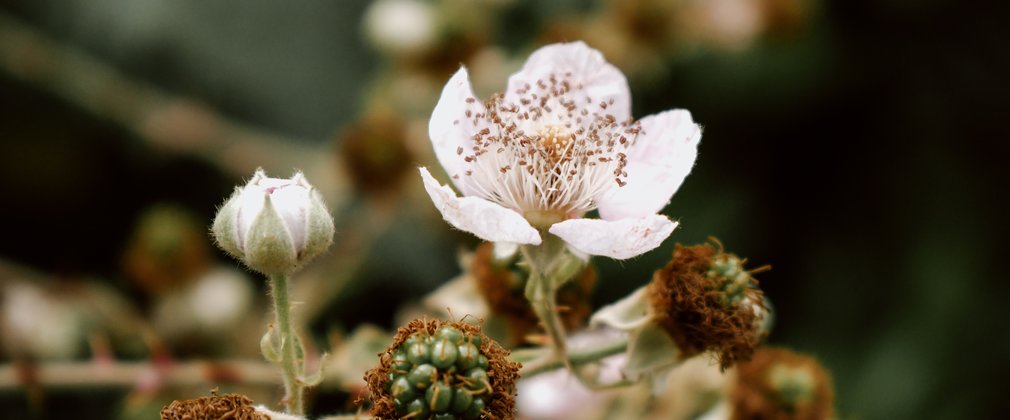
0, 0, 1007, 419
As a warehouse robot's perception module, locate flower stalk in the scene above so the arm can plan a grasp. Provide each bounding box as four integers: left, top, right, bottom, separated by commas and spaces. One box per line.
519, 232, 579, 361
269, 274, 305, 415
515, 336, 628, 378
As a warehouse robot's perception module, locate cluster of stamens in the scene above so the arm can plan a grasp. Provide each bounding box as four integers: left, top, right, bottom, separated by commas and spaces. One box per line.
452, 72, 640, 216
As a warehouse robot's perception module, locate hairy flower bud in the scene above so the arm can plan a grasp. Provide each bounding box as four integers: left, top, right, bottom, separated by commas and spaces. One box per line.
212, 169, 334, 276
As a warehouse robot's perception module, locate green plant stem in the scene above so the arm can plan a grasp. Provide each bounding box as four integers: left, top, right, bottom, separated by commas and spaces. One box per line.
517, 337, 629, 378
518, 235, 638, 389
270, 274, 304, 415
520, 239, 571, 361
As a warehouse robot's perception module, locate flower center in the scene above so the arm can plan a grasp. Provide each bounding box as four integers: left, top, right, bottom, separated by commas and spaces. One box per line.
459, 73, 638, 216
538, 126, 574, 167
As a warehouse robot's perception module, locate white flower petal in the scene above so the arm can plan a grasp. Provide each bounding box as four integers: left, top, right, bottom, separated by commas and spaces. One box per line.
420, 167, 541, 245
566, 245, 590, 262
268, 183, 311, 250
548, 215, 677, 260
589, 286, 653, 330
597, 110, 701, 220
234, 173, 314, 251
517, 369, 601, 420
429, 67, 485, 194
506, 41, 631, 123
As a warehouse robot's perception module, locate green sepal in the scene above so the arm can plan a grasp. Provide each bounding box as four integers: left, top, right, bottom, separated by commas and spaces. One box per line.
260, 325, 282, 363
300, 188, 334, 262
211, 188, 243, 258
244, 193, 298, 275
623, 321, 681, 377
297, 352, 328, 387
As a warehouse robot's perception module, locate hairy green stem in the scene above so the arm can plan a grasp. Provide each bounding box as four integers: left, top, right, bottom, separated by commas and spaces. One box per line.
269, 274, 305, 415
518, 235, 638, 389
517, 337, 629, 378
520, 239, 571, 361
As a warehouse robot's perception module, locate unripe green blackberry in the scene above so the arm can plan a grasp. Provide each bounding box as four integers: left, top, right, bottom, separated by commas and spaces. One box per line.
365, 319, 521, 419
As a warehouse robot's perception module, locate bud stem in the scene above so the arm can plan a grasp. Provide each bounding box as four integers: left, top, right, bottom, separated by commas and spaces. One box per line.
269, 274, 306, 415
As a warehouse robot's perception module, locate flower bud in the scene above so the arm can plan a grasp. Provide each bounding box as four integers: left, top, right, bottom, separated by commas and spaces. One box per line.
212, 169, 334, 276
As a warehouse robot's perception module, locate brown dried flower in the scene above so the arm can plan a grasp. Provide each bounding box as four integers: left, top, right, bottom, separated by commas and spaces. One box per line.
649, 242, 767, 370
731, 347, 835, 420
160, 392, 267, 420
338, 111, 414, 196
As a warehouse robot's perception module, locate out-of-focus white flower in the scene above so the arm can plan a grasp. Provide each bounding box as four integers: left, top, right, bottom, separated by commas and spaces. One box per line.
517, 329, 627, 419
420, 41, 701, 260
190, 267, 254, 330
680, 0, 766, 50
153, 266, 255, 343
212, 169, 334, 276
518, 368, 606, 419
0, 283, 82, 360
363, 0, 437, 57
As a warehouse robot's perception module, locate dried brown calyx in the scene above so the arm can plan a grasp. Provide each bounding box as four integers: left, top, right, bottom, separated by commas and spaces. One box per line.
363, 318, 521, 420
649, 242, 767, 370
471, 243, 596, 345
731, 347, 835, 420
338, 110, 414, 195
160, 391, 267, 420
